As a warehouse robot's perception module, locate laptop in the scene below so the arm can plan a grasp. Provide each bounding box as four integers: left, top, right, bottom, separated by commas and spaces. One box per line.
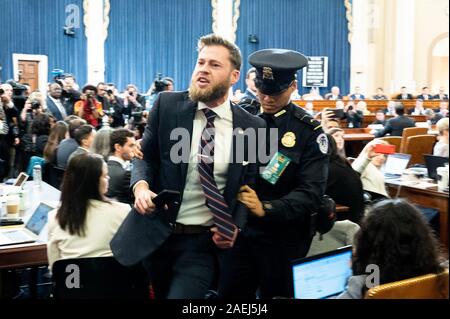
382, 153, 411, 180
292, 246, 352, 299
0, 202, 54, 246
424, 154, 449, 181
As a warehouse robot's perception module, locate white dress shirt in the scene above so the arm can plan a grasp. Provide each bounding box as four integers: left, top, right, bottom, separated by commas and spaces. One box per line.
108, 155, 131, 171
176, 99, 233, 226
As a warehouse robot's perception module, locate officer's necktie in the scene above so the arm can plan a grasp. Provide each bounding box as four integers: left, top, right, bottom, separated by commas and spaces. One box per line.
197, 108, 236, 240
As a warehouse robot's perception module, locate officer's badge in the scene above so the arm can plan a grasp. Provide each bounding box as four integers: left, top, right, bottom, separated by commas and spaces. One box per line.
281, 131, 296, 148
262, 67, 274, 80
317, 133, 328, 154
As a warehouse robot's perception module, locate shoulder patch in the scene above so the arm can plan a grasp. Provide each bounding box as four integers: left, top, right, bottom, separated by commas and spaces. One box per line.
316, 133, 329, 154
293, 107, 321, 130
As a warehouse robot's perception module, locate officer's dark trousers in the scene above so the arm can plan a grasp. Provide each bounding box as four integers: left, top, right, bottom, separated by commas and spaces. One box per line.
218, 231, 312, 299
143, 232, 217, 299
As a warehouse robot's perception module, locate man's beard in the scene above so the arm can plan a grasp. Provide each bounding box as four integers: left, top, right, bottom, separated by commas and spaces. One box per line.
189, 78, 230, 104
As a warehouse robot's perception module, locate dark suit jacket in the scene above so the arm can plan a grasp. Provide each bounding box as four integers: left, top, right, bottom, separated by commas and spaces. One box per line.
111, 91, 266, 266
374, 115, 415, 137
106, 160, 132, 204
55, 138, 79, 168
395, 93, 413, 100
417, 94, 433, 100
434, 94, 449, 100
46, 97, 71, 121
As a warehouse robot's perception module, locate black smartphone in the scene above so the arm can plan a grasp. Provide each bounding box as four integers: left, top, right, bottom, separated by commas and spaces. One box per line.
325, 108, 345, 119
152, 190, 181, 208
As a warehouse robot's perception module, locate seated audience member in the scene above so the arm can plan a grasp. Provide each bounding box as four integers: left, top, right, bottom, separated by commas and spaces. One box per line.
47, 153, 130, 269
325, 86, 343, 100
55, 118, 86, 169
374, 103, 415, 137
424, 109, 443, 125
356, 101, 371, 116
304, 101, 316, 116
106, 128, 136, 204
434, 87, 449, 101
349, 86, 365, 100
351, 140, 389, 200
326, 133, 364, 223
372, 88, 388, 100
417, 86, 433, 100
344, 102, 364, 128
433, 118, 449, 157
408, 99, 425, 115
302, 87, 323, 100
67, 124, 96, 164
74, 85, 104, 128
372, 110, 386, 125
44, 121, 69, 164
30, 113, 51, 158
383, 100, 396, 115
90, 127, 113, 161
436, 101, 449, 117
396, 86, 413, 100
337, 199, 447, 299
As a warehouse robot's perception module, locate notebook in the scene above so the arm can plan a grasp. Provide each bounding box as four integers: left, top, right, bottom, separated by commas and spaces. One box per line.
0, 202, 54, 246
382, 153, 411, 180
424, 154, 449, 181
292, 246, 352, 299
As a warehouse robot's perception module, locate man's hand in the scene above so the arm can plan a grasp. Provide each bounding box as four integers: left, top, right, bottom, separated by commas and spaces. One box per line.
134, 139, 144, 160
210, 226, 238, 249
237, 185, 265, 218
134, 183, 157, 215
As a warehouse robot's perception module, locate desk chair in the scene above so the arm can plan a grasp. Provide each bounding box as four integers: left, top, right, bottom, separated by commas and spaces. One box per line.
403, 135, 436, 165
400, 127, 428, 153
52, 257, 149, 299
46, 164, 65, 189
365, 270, 449, 299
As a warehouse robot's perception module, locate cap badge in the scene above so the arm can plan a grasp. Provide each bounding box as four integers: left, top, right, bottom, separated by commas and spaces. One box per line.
262, 67, 274, 80
281, 131, 296, 148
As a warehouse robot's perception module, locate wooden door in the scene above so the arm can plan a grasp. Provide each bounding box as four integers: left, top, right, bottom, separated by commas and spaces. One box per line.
18, 60, 39, 92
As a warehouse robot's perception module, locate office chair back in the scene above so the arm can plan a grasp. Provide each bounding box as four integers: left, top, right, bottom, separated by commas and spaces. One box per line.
52, 257, 149, 299
365, 270, 449, 299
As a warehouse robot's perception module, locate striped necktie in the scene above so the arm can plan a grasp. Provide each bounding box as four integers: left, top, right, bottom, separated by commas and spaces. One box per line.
197, 108, 236, 240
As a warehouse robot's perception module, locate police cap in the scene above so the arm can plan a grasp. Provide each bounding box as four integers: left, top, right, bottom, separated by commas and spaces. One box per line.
249, 49, 308, 96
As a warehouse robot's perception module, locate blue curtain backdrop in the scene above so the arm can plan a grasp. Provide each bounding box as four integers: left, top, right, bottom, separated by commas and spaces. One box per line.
105, 0, 212, 93
236, 0, 350, 96
0, 0, 87, 86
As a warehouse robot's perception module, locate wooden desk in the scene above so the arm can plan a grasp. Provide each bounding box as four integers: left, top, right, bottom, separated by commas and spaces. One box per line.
293, 99, 440, 114
386, 181, 449, 248
343, 129, 375, 157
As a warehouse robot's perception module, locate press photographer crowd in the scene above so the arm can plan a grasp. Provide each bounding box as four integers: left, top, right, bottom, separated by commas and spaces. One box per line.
0, 71, 174, 181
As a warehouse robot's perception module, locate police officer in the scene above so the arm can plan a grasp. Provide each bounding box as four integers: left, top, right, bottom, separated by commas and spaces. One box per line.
219, 49, 329, 299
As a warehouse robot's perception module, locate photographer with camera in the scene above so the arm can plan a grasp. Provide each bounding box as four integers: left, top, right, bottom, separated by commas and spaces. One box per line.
97, 82, 125, 128
74, 85, 104, 128
51, 70, 81, 114
0, 83, 21, 179
123, 84, 146, 128
146, 74, 174, 110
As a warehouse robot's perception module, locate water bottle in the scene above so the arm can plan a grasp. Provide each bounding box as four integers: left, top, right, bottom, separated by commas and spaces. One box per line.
33, 164, 42, 187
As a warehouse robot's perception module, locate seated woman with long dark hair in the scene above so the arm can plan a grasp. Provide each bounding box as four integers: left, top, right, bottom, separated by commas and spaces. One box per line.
338, 199, 447, 299
326, 133, 365, 223
47, 153, 130, 269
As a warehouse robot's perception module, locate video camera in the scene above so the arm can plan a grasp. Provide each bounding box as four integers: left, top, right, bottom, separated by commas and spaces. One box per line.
51, 68, 68, 88
5, 80, 28, 110
152, 73, 170, 94
131, 104, 144, 124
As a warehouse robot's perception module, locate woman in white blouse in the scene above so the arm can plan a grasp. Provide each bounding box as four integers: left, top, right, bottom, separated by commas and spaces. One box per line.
47, 153, 130, 270
433, 118, 449, 158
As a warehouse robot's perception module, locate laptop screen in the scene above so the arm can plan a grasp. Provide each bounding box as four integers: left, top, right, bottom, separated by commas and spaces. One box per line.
292, 246, 352, 299
383, 153, 411, 176
424, 154, 449, 180
25, 203, 54, 235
